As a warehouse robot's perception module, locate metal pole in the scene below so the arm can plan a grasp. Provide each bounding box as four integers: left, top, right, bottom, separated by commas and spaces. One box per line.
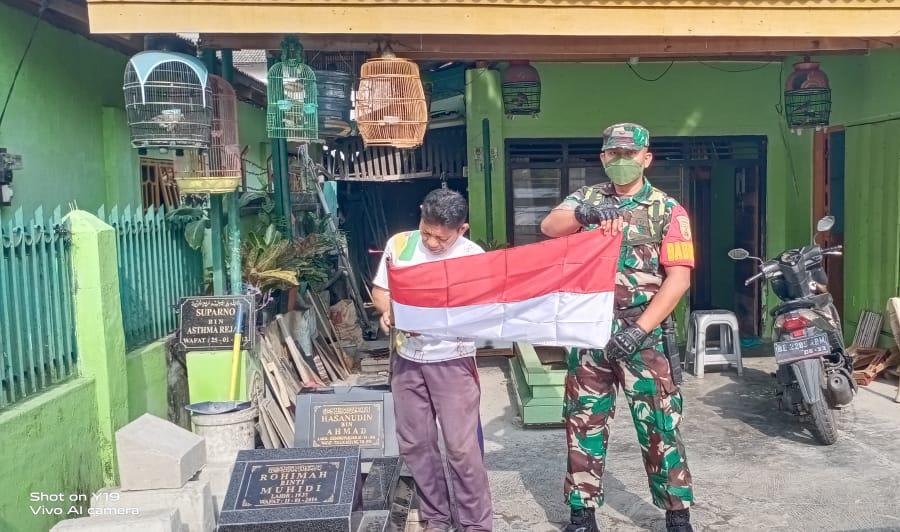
221, 49, 242, 295
201, 48, 225, 295
266, 52, 290, 238
278, 139, 291, 237
482, 118, 494, 243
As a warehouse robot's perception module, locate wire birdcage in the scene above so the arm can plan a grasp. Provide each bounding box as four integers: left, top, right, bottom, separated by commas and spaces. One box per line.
124, 51, 212, 148
356, 56, 429, 149
502, 61, 541, 116
174, 75, 243, 194
267, 39, 319, 142
784, 57, 831, 131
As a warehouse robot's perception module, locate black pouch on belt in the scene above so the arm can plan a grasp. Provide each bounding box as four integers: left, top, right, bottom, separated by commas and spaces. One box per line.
661, 314, 683, 386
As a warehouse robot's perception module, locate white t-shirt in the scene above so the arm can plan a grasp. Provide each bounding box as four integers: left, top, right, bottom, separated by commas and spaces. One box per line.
373, 230, 484, 363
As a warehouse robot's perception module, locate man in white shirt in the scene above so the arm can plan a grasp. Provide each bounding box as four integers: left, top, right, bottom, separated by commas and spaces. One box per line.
372, 188, 492, 532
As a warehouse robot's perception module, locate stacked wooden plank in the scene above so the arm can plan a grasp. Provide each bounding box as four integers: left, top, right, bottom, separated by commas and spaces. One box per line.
256, 294, 356, 448
885, 298, 900, 402
849, 310, 887, 386
852, 348, 897, 386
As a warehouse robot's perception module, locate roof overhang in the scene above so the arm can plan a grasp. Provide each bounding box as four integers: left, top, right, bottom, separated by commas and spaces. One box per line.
86, 0, 900, 37
199, 34, 898, 62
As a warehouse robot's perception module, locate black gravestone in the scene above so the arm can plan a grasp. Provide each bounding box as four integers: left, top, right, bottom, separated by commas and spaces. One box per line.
294, 386, 399, 462
360, 457, 402, 511
178, 295, 255, 351
353, 510, 389, 532
218, 447, 361, 532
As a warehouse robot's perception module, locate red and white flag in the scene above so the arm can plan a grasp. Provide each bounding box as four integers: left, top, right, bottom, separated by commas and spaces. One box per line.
388, 231, 622, 348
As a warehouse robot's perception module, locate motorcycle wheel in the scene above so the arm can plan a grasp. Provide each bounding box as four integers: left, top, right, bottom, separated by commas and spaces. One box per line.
807, 399, 839, 445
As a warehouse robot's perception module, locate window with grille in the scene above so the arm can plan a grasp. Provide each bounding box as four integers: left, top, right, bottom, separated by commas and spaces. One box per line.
140, 158, 180, 210
505, 137, 763, 245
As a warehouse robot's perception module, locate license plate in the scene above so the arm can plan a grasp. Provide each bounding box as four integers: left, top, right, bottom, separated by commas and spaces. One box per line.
774, 334, 830, 364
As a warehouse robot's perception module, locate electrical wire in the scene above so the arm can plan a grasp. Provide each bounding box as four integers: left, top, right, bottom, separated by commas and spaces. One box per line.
626, 61, 674, 82
772, 59, 801, 198
0, 0, 48, 132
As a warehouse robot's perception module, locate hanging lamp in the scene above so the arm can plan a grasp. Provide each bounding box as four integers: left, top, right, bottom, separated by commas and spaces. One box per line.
356, 46, 428, 148
266, 37, 319, 142
502, 61, 541, 116
784, 56, 831, 132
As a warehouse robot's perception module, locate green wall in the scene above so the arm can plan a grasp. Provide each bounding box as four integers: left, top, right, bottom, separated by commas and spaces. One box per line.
0, 3, 271, 216
814, 50, 900, 344
0, 3, 137, 214
126, 340, 170, 421
466, 61, 813, 260
0, 379, 105, 532
238, 103, 270, 190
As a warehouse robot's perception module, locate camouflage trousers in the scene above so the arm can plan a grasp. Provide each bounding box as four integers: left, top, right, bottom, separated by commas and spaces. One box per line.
563, 329, 694, 511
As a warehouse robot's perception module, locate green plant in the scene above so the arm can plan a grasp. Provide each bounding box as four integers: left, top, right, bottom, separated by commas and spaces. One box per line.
242, 224, 301, 298
475, 239, 510, 251
240, 188, 288, 233
166, 195, 210, 250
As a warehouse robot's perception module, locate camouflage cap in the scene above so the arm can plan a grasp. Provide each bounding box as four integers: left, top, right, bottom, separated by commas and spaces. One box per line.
601, 123, 650, 151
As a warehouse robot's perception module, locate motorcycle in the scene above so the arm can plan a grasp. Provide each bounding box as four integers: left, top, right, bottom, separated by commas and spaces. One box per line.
728, 216, 855, 445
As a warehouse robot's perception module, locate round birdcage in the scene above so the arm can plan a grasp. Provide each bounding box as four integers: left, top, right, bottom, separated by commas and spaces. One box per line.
267, 40, 319, 142
175, 75, 242, 194
502, 61, 541, 116
356, 56, 429, 149
784, 57, 831, 131
315, 70, 354, 138
124, 51, 212, 148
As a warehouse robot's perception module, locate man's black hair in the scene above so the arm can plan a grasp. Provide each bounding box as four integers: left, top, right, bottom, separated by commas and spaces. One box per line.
420, 188, 468, 229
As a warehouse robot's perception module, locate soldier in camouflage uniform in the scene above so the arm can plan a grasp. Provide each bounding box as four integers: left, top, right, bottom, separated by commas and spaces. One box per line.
541, 123, 695, 532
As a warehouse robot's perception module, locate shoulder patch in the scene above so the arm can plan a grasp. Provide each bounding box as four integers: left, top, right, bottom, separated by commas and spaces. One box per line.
676, 215, 692, 240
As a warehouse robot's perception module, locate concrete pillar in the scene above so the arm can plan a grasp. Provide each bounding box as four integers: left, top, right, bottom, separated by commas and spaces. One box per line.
67, 210, 129, 484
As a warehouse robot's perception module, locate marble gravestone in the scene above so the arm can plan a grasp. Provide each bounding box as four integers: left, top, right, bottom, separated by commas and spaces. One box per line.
294, 386, 399, 462
217, 447, 361, 532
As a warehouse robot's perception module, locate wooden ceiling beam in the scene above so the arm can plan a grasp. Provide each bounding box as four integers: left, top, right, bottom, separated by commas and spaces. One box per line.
200, 34, 895, 61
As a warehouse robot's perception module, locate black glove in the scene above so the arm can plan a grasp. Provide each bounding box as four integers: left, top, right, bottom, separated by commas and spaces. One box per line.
574, 202, 620, 226
604, 326, 648, 361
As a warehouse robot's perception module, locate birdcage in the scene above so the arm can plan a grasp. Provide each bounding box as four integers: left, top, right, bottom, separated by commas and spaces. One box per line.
267, 39, 319, 142
314, 70, 354, 138
356, 55, 429, 149
174, 75, 242, 194
784, 57, 831, 131
124, 51, 212, 148
502, 61, 541, 116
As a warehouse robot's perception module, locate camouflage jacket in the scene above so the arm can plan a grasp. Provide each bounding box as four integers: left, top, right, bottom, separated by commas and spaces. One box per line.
561, 180, 695, 310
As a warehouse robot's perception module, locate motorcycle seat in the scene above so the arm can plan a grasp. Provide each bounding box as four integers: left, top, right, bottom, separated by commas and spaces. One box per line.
772, 294, 833, 317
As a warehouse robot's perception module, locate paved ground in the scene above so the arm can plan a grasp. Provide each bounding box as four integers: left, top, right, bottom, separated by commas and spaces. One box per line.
478, 354, 900, 532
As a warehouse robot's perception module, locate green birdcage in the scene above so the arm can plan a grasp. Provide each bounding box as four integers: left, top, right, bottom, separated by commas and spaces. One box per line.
267, 38, 319, 142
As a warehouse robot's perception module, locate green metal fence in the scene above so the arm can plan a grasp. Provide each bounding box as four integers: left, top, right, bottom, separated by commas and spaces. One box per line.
0, 207, 77, 408
98, 205, 205, 350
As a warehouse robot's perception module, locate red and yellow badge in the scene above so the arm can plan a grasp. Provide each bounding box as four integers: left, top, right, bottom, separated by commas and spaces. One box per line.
661, 206, 695, 267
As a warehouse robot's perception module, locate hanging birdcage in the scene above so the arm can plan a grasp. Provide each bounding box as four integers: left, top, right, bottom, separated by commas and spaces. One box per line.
356, 55, 429, 149
124, 51, 212, 148
174, 75, 242, 194
502, 61, 541, 116
267, 39, 319, 142
315, 70, 354, 138
784, 57, 831, 131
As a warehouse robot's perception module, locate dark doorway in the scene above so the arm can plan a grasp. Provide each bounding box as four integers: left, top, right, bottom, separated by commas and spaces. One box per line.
814, 128, 845, 317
